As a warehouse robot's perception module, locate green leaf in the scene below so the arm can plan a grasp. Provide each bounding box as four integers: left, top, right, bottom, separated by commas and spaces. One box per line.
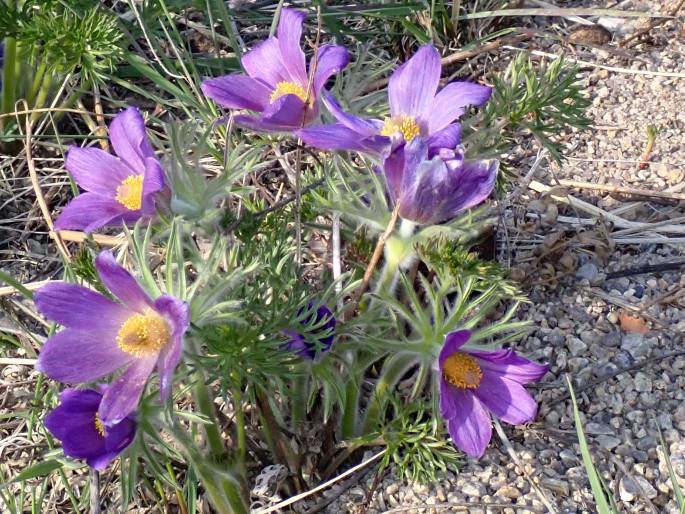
0, 270, 33, 300
567, 376, 616, 514
1, 459, 63, 487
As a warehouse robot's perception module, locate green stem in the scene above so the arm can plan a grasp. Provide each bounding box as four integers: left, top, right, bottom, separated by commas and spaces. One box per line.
191, 367, 226, 460
232, 386, 246, 474
341, 356, 360, 438
1, 36, 17, 132
29, 71, 54, 125
291, 373, 308, 430
27, 59, 48, 107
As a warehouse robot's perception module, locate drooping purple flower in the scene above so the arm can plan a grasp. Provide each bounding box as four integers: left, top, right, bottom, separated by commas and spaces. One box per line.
54, 107, 165, 233
35, 250, 189, 426
201, 9, 349, 133
44, 387, 136, 470
382, 132, 498, 225
436, 330, 548, 458
298, 44, 492, 155
283, 303, 336, 360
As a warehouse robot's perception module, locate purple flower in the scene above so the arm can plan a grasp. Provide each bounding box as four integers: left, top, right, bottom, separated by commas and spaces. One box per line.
201, 9, 349, 132
437, 330, 548, 458
54, 107, 165, 233
44, 387, 136, 470
383, 133, 498, 225
298, 44, 492, 155
283, 303, 336, 360
35, 250, 190, 426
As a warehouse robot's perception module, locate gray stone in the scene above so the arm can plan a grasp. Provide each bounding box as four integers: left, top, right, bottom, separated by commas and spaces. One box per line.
620, 475, 658, 501
567, 337, 588, 357
460, 481, 485, 498
596, 435, 621, 451
576, 262, 599, 281
585, 422, 615, 435
634, 372, 652, 392
494, 485, 521, 499
621, 333, 650, 359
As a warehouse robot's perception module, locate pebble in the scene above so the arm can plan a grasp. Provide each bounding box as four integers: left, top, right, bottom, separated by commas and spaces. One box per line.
576, 262, 599, 281
596, 435, 621, 451
620, 475, 658, 501
621, 333, 650, 359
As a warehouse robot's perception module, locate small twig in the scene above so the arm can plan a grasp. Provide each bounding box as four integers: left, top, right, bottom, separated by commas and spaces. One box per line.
23, 100, 71, 262
0, 358, 38, 366
493, 419, 559, 514
0, 279, 51, 297
604, 259, 685, 279
344, 201, 402, 319
557, 178, 685, 201
332, 213, 343, 311
89, 468, 101, 514
252, 450, 386, 514
620, 0, 685, 47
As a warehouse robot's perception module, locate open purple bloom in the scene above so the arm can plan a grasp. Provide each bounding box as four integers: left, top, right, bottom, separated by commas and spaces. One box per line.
35, 250, 190, 426
54, 107, 165, 233
44, 387, 136, 470
283, 303, 336, 360
298, 44, 492, 155
383, 133, 498, 225
201, 9, 349, 133
437, 330, 548, 458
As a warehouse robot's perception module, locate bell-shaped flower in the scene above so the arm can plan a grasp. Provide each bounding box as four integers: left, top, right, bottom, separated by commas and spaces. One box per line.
201, 8, 349, 132
54, 107, 165, 233
382, 131, 498, 225
35, 251, 189, 426
298, 44, 492, 155
283, 303, 336, 360
44, 387, 136, 470
436, 330, 548, 458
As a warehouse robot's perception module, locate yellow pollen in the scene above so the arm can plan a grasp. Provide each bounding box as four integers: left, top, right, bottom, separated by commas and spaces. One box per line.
380, 116, 421, 142
116, 310, 170, 357
115, 175, 144, 211
443, 352, 483, 389
94, 414, 105, 437
270, 81, 309, 104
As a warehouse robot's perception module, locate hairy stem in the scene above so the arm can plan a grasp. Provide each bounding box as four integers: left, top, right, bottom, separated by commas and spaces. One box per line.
1, 37, 17, 131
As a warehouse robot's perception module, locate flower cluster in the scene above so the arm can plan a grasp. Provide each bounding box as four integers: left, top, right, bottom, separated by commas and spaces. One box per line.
40, 7, 547, 470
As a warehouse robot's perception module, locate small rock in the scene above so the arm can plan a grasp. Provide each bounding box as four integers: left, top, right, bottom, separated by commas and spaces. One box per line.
620, 475, 658, 501
541, 478, 570, 496
585, 422, 615, 435
634, 372, 652, 392
461, 481, 485, 498
576, 262, 599, 281
621, 333, 650, 359
596, 435, 621, 451
567, 337, 588, 357
494, 485, 521, 499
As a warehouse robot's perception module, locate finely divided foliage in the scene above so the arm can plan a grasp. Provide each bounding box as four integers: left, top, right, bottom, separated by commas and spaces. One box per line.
1, 3, 605, 513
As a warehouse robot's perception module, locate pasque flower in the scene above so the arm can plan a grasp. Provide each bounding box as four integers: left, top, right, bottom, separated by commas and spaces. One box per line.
201, 8, 349, 132
44, 387, 136, 470
35, 250, 189, 426
283, 303, 336, 360
382, 130, 498, 225
54, 107, 165, 233
437, 330, 548, 458
298, 44, 492, 155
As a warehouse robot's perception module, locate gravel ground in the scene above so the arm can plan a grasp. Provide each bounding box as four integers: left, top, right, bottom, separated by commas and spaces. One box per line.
322, 2, 685, 513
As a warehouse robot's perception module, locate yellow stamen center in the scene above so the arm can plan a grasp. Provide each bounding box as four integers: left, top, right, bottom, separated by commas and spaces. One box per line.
380, 116, 421, 142
270, 81, 309, 104
116, 310, 170, 357
115, 175, 144, 211
94, 414, 105, 437
443, 352, 483, 389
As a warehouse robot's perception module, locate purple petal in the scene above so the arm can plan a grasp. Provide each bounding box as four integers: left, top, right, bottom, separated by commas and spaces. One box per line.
36, 329, 131, 383
389, 45, 441, 120
438, 159, 498, 215
53, 193, 132, 233
201, 74, 271, 111
43, 389, 101, 439
428, 82, 492, 134
95, 251, 154, 313
473, 371, 539, 425
382, 143, 406, 203
60, 421, 107, 461
104, 415, 137, 455
99, 356, 157, 425
425, 124, 462, 153
242, 37, 287, 86
140, 157, 165, 216
438, 330, 472, 368
34, 282, 131, 331
153, 295, 190, 400
277, 9, 307, 85
313, 45, 349, 94
323, 92, 382, 136
441, 385, 492, 458
235, 94, 310, 132
298, 124, 388, 153
469, 349, 549, 385
109, 107, 156, 173
65, 147, 133, 195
